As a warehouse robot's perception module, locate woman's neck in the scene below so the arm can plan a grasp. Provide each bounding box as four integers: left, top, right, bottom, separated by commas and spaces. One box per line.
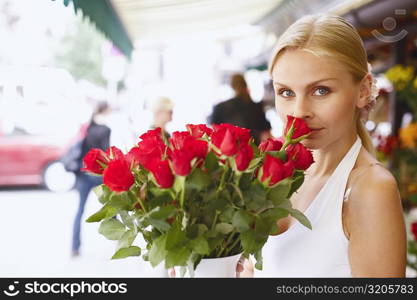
306, 132, 358, 178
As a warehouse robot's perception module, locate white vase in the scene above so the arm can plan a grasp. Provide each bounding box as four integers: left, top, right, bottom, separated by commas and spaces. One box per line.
174, 253, 242, 278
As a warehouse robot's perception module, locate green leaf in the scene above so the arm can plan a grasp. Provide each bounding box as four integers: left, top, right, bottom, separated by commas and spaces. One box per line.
94, 184, 112, 204
148, 218, 171, 233
239, 173, 253, 190
204, 151, 219, 172
207, 234, 223, 250
247, 157, 263, 171
243, 183, 267, 211
165, 247, 192, 268
108, 193, 132, 210
287, 208, 312, 230
152, 195, 175, 208
189, 236, 210, 255
288, 174, 305, 198
166, 223, 187, 250
86, 204, 117, 223
268, 181, 290, 206
254, 217, 271, 239
261, 207, 289, 223
149, 205, 176, 220
232, 211, 253, 232
197, 224, 209, 236
119, 211, 135, 229
98, 218, 126, 240
254, 249, 263, 270
215, 223, 234, 234
149, 234, 167, 267
111, 246, 141, 259
207, 192, 229, 211
186, 224, 200, 239
186, 168, 211, 192
219, 207, 235, 223
240, 230, 264, 254
266, 150, 287, 161
117, 229, 137, 249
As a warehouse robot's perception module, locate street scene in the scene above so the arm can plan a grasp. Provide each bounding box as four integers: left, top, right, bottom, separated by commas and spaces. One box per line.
1, 0, 417, 280
0, 186, 166, 277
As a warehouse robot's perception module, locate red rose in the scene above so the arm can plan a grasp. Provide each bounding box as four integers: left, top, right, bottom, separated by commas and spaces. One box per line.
286, 143, 314, 170
282, 159, 295, 178
147, 159, 174, 188
411, 222, 417, 241
191, 139, 209, 159
259, 154, 285, 186
211, 124, 251, 156
139, 127, 164, 141
170, 131, 208, 160
103, 158, 134, 192
134, 134, 168, 170
170, 131, 192, 150
106, 146, 125, 161
186, 124, 213, 138
219, 129, 238, 156
259, 138, 283, 152
284, 115, 312, 139
377, 135, 398, 156
235, 144, 254, 171
81, 148, 108, 175
170, 149, 193, 176
126, 147, 142, 168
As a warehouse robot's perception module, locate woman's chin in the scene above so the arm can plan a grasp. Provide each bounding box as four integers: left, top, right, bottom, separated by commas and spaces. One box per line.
301, 138, 319, 150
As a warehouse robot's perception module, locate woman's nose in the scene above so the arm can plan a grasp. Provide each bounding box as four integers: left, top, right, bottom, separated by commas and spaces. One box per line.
293, 98, 314, 119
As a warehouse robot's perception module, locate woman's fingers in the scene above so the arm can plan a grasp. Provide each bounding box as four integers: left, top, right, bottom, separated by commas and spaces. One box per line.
169, 268, 176, 278
236, 256, 246, 277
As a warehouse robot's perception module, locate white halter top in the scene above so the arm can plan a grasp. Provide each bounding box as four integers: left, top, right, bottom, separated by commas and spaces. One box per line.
254, 136, 362, 277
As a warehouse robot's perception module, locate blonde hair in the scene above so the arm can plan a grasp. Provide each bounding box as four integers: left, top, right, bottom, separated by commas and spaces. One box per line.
150, 96, 174, 113
269, 14, 375, 156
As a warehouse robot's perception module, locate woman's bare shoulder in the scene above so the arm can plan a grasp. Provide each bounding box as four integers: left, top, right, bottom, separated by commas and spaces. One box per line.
350, 162, 399, 207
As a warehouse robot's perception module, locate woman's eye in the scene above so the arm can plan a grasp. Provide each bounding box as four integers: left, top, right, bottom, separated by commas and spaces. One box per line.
278, 89, 295, 98
313, 86, 330, 96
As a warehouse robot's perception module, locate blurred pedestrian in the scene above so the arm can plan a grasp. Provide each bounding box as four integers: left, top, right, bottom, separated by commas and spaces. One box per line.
209, 73, 271, 144
71, 101, 111, 258
149, 96, 174, 140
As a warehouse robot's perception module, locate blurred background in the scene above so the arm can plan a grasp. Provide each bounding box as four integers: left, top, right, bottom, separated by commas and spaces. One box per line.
0, 0, 417, 277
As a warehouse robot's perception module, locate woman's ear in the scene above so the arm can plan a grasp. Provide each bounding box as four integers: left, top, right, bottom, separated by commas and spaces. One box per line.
356, 74, 372, 109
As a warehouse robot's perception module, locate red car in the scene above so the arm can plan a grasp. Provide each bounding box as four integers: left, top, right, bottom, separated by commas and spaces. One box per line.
0, 131, 76, 191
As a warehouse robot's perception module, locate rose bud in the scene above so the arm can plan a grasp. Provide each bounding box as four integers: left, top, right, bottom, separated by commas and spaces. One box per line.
235, 143, 254, 171
81, 148, 108, 175
170, 149, 193, 176
284, 115, 312, 140
286, 143, 314, 170
259, 138, 283, 152
259, 154, 285, 186
147, 159, 174, 189
106, 146, 125, 161
186, 124, 213, 138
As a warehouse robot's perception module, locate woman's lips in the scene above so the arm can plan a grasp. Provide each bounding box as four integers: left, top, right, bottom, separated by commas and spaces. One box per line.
307, 128, 323, 137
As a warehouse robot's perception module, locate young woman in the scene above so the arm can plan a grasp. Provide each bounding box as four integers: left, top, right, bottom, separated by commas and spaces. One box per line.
238, 14, 406, 277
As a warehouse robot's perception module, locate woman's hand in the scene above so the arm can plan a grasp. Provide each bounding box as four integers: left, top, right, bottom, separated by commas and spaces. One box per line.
236, 255, 254, 277
168, 268, 176, 278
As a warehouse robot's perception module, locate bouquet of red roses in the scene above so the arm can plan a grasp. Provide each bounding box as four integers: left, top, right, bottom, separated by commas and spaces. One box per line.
85, 115, 314, 275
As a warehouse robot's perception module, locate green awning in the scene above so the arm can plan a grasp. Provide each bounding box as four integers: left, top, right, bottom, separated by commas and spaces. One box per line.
59, 0, 133, 59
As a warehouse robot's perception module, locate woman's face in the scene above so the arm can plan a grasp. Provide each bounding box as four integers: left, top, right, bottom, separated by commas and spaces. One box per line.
271, 49, 367, 149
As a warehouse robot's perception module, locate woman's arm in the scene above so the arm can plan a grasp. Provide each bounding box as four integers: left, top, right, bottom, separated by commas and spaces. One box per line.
346, 166, 407, 277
